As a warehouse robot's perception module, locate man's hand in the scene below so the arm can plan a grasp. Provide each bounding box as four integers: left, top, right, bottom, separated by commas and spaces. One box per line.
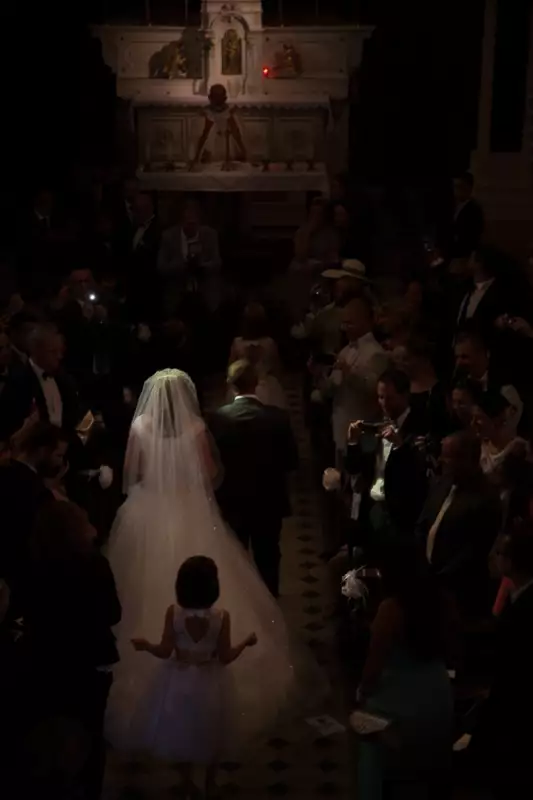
348, 421, 364, 445
496, 315, 533, 338
380, 425, 403, 448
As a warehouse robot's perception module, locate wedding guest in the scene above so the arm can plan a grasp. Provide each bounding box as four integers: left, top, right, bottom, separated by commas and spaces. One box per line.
454, 329, 523, 433
24, 501, 121, 800
129, 556, 257, 798
470, 391, 529, 481
229, 302, 286, 409
450, 172, 484, 259
0, 323, 86, 441
416, 431, 502, 616
326, 296, 389, 461
209, 360, 298, 597
448, 379, 482, 432
157, 198, 221, 317
0, 422, 68, 602
357, 543, 453, 800
403, 337, 449, 441
345, 368, 428, 552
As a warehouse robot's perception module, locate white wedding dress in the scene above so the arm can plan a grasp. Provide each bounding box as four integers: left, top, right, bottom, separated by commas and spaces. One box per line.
106, 369, 324, 757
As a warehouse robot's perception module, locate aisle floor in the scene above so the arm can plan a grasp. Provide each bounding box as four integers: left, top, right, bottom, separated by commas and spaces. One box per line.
104, 380, 356, 799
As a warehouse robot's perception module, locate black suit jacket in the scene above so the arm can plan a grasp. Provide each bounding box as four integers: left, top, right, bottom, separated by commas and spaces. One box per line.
23, 551, 122, 670
0, 459, 53, 587
451, 199, 484, 258
0, 362, 85, 440
416, 475, 502, 613
345, 409, 428, 535
208, 397, 298, 521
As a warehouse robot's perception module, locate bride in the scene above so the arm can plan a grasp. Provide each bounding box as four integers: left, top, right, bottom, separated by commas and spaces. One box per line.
106, 368, 324, 754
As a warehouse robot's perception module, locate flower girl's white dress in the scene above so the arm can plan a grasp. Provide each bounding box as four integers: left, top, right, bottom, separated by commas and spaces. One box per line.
120, 606, 231, 763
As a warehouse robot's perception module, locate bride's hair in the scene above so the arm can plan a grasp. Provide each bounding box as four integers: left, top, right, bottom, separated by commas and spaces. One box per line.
175, 556, 220, 609
147, 369, 199, 438
123, 368, 207, 494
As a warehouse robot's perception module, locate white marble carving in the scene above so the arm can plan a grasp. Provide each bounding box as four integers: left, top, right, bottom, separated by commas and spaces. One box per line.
93, 1, 372, 187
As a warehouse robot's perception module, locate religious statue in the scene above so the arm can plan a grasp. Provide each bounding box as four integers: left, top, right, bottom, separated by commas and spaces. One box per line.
274, 43, 303, 77
150, 39, 188, 79
221, 29, 243, 76
189, 84, 247, 171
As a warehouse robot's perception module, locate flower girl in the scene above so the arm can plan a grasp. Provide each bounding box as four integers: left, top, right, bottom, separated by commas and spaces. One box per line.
122, 557, 257, 797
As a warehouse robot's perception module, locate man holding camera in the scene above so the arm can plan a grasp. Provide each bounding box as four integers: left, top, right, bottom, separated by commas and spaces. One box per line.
344, 368, 429, 557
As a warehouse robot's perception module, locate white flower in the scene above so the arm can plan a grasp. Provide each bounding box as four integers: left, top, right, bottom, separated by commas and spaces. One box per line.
341, 568, 369, 606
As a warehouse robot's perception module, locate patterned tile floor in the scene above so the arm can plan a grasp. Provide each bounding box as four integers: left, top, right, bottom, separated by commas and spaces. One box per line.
104, 378, 356, 799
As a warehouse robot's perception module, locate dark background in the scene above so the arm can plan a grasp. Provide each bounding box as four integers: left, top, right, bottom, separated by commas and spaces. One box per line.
0, 1, 528, 205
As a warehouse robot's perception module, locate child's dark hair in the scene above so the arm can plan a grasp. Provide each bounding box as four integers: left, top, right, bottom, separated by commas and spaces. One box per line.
175, 556, 220, 609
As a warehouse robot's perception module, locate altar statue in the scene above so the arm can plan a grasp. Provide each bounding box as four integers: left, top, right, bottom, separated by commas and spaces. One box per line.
222, 29, 243, 75
189, 84, 247, 171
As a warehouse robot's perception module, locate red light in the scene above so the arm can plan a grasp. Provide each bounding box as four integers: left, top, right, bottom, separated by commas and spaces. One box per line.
262, 67, 270, 77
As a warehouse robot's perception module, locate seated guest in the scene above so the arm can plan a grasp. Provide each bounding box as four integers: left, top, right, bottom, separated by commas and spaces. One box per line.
23, 501, 121, 800
416, 431, 502, 616
470, 390, 529, 481
345, 368, 428, 551
454, 329, 523, 433
0, 422, 68, 603
469, 524, 533, 797
450, 172, 484, 260
0, 323, 86, 441
403, 337, 450, 442
357, 543, 453, 800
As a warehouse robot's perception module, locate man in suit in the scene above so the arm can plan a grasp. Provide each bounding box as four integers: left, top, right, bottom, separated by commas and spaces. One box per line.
158, 198, 222, 318
345, 368, 429, 555
0, 323, 86, 441
416, 431, 502, 616
469, 523, 533, 796
0, 422, 68, 601
208, 360, 298, 597
451, 172, 484, 259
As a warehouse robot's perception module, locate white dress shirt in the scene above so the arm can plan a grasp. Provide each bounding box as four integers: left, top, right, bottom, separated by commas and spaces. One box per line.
30, 360, 62, 426
331, 332, 389, 452
426, 485, 457, 563
369, 407, 410, 503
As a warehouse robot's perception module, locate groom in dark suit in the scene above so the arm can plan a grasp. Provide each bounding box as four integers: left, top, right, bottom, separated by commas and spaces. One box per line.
209, 360, 298, 597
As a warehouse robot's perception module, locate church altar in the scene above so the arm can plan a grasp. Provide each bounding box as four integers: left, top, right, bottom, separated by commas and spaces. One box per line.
94, 1, 372, 220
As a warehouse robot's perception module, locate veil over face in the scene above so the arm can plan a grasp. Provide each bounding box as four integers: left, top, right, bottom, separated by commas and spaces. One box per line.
123, 369, 207, 495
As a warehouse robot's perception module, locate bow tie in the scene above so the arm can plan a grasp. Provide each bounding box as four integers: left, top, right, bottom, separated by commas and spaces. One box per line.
41, 371, 52, 381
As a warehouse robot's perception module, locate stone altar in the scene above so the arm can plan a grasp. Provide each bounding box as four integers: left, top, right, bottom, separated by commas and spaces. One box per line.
94, 1, 372, 222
